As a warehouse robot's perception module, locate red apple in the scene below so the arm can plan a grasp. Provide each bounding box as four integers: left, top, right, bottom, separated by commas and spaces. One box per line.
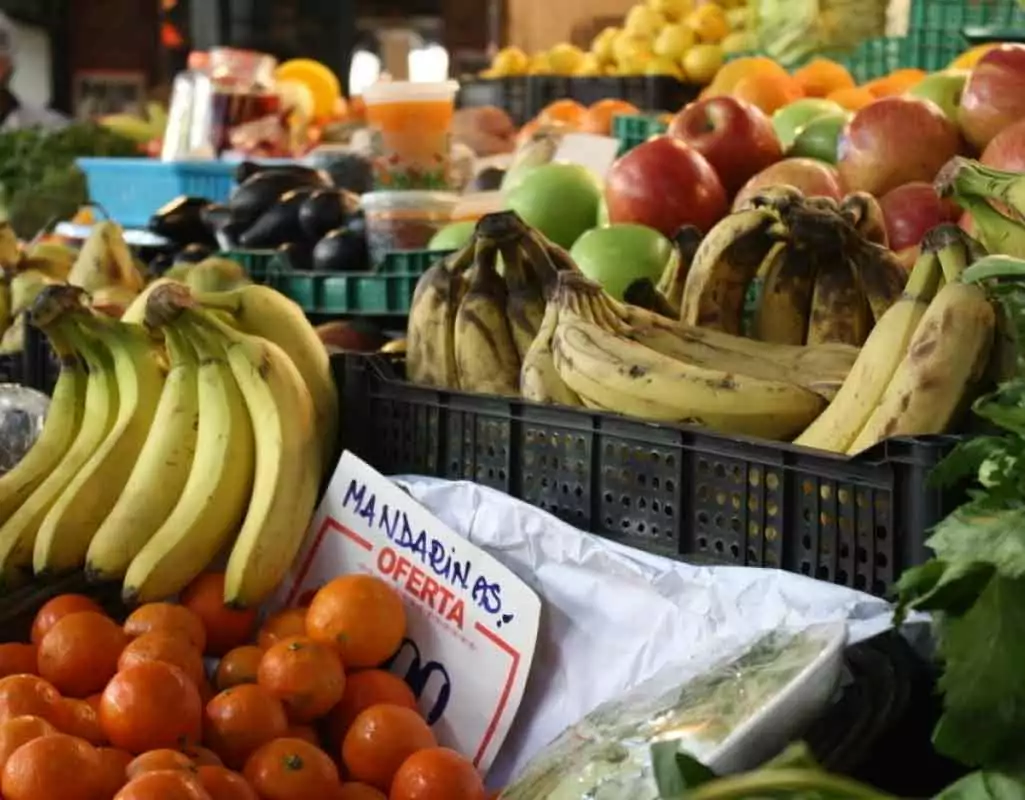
960, 44, 1025, 152
981, 116, 1025, 171
837, 96, 961, 197
605, 135, 728, 236
732, 158, 844, 211
668, 96, 783, 194
878, 182, 962, 251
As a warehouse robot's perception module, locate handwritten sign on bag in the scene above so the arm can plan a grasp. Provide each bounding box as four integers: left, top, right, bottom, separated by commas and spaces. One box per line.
274, 452, 541, 773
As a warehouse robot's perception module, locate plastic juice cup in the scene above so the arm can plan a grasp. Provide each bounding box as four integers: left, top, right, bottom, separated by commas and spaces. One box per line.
363, 80, 459, 191
362, 190, 459, 266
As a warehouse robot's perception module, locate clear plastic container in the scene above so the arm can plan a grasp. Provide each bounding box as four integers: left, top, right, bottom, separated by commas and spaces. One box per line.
362, 190, 459, 265
363, 80, 460, 190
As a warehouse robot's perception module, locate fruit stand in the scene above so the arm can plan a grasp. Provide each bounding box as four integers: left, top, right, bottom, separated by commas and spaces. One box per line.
2, 2, 1025, 797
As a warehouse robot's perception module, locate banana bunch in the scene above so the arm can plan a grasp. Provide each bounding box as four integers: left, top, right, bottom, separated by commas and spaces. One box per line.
680, 187, 908, 348
406, 211, 571, 394
937, 156, 1025, 260
0, 279, 332, 608
796, 224, 996, 454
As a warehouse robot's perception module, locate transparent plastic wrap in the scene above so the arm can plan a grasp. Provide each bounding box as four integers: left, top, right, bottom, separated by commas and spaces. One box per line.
501, 624, 845, 800
0, 385, 50, 472
753, 0, 888, 66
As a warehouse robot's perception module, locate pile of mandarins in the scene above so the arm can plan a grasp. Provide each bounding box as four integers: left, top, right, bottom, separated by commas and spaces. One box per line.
0, 572, 492, 800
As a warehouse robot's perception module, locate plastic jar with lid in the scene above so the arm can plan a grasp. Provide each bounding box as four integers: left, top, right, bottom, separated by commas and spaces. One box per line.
362, 190, 459, 265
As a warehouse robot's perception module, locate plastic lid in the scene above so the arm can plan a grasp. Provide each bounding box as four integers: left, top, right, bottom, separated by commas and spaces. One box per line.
362, 190, 460, 212
362, 80, 459, 104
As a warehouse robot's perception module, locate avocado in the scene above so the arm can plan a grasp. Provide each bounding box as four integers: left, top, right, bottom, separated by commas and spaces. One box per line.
148, 196, 216, 248
227, 168, 331, 229
239, 188, 314, 249
312, 227, 368, 272
298, 189, 361, 242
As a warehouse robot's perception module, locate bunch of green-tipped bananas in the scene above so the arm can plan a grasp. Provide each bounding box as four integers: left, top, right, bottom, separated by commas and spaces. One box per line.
0, 280, 338, 609
679, 187, 909, 349
937, 156, 1025, 261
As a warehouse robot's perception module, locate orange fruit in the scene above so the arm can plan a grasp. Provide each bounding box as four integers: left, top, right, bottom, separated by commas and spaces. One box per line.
118, 631, 206, 689
96, 747, 134, 798
537, 99, 586, 126
180, 744, 224, 767
100, 661, 203, 755
127, 749, 197, 778
731, 72, 803, 114
706, 56, 788, 95
341, 704, 436, 792
792, 58, 855, 98
124, 604, 207, 653
286, 725, 320, 747
30, 594, 104, 645
306, 576, 406, 669
85, 693, 103, 711
257, 609, 307, 650
54, 697, 106, 745
180, 574, 258, 657
0, 715, 58, 771
113, 768, 212, 800
0, 675, 61, 724
257, 637, 345, 724
216, 646, 263, 692
326, 670, 418, 748
243, 737, 341, 798
37, 610, 127, 698
204, 685, 289, 770
579, 99, 640, 135
826, 86, 877, 112
338, 783, 387, 800
1, 732, 102, 800
197, 765, 259, 800
390, 747, 486, 800
864, 68, 927, 98
0, 644, 36, 678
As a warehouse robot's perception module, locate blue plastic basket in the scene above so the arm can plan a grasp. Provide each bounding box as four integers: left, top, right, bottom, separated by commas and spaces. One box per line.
76, 158, 240, 229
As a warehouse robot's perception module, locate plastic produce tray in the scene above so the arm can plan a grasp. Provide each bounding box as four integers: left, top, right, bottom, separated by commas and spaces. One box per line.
458, 76, 699, 125
335, 353, 960, 598
76, 158, 242, 230
0, 573, 126, 643
612, 114, 669, 154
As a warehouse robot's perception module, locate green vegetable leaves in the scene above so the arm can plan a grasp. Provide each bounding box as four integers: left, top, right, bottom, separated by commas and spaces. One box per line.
933, 772, 1025, 800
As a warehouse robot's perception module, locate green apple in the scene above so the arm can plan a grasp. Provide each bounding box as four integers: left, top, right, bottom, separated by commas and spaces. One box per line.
788, 112, 852, 164
506, 163, 602, 249
569, 223, 675, 301
596, 195, 610, 227
907, 70, 968, 122
428, 220, 475, 251
771, 98, 845, 150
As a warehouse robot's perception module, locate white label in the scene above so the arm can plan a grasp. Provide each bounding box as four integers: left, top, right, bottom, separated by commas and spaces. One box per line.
553, 132, 622, 179
275, 452, 541, 773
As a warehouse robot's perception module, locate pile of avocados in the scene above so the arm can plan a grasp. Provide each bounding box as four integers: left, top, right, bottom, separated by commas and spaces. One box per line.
148, 161, 370, 273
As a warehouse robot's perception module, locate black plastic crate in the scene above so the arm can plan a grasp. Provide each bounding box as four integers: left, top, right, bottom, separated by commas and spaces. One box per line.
458, 76, 699, 125
336, 353, 959, 598
0, 320, 60, 395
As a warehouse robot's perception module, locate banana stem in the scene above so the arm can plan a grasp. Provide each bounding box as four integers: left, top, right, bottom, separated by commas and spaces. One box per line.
144, 281, 196, 328
684, 769, 895, 800
937, 156, 1025, 220
936, 240, 971, 284
957, 195, 1025, 259
962, 255, 1025, 284
190, 290, 242, 317
27, 283, 87, 329
903, 250, 942, 301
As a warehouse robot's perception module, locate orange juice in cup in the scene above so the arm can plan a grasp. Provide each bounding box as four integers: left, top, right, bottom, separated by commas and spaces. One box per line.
363, 80, 459, 190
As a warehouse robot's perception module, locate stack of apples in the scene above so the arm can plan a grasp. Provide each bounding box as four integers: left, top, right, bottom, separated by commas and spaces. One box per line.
603, 42, 1025, 264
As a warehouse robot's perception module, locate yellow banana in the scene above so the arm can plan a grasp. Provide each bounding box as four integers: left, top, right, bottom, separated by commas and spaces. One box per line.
406, 246, 473, 389
34, 307, 167, 577
0, 328, 86, 527
656, 225, 703, 316
680, 207, 782, 333
501, 242, 546, 362
85, 325, 200, 581
520, 301, 581, 406
122, 304, 255, 604
752, 243, 814, 345
806, 258, 872, 346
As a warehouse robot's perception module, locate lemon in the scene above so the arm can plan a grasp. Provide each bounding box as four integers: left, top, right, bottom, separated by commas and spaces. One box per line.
648, 0, 694, 21
684, 3, 731, 43
613, 32, 653, 65
575, 54, 604, 76
624, 4, 666, 38
646, 56, 684, 78
491, 46, 530, 76
618, 49, 654, 75
549, 43, 586, 75
682, 43, 724, 83
591, 27, 620, 62
725, 6, 750, 30
528, 52, 554, 75
274, 59, 341, 121
653, 24, 697, 60
721, 30, 754, 55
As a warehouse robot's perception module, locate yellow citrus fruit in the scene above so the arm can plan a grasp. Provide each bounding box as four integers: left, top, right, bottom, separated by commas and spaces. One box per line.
613, 32, 653, 65
653, 24, 697, 60
624, 4, 667, 38
491, 46, 529, 76
648, 0, 694, 21
646, 56, 684, 78
682, 43, 724, 84
684, 3, 731, 43
721, 31, 754, 55
548, 43, 586, 74
575, 54, 604, 76
274, 59, 341, 122
591, 27, 620, 62
527, 52, 553, 75
704, 55, 788, 94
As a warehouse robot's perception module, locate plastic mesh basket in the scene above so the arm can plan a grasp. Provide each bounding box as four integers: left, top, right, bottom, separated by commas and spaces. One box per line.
612, 114, 669, 154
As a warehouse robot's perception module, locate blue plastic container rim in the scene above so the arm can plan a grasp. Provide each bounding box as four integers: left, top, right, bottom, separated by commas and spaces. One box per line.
75, 156, 302, 174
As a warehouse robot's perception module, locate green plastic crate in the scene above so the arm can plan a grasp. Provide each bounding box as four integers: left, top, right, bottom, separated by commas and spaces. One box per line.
217, 249, 278, 284
612, 114, 669, 155
271, 249, 455, 316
